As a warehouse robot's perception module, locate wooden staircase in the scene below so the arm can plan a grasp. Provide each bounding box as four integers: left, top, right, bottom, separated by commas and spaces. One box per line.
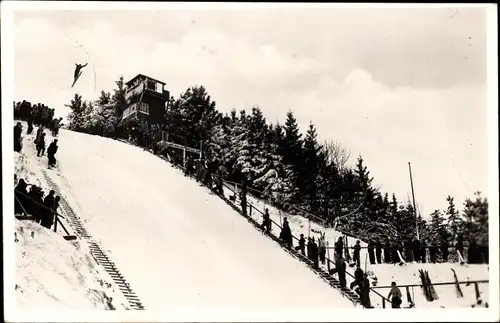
41, 170, 146, 310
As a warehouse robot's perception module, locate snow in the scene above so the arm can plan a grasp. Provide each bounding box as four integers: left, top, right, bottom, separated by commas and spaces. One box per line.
224, 183, 491, 309
6, 120, 498, 321
14, 219, 124, 310
22, 124, 356, 311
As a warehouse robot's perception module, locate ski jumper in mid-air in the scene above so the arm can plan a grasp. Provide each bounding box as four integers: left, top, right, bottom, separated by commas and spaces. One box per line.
71, 62, 88, 87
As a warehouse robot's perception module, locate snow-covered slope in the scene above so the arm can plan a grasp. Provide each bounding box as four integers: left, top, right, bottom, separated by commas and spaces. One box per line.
14, 219, 121, 310
12, 129, 137, 311
36, 127, 355, 310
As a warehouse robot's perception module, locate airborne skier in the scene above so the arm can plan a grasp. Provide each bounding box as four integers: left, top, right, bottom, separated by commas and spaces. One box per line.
71, 62, 88, 87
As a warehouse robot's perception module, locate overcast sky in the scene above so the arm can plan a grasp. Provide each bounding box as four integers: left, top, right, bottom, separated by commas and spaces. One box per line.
11, 4, 493, 216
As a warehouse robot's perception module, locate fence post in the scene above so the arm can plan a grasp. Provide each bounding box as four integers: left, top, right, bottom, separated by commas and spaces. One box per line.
249, 204, 253, 218
327, 241, 331, 272
382, 297, 386, 308
53, 215, 58, 233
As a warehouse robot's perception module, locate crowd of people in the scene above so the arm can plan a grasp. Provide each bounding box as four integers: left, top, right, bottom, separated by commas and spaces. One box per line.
360, 236, 488, 266
14, 178, 61, 230
14, 122, 60, 169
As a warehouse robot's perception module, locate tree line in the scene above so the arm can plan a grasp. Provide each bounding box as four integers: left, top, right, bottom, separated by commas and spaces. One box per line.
61, 76, 489, 256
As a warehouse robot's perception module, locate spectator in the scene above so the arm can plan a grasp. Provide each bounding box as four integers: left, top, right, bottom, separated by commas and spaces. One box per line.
319, 234, 327, 265
47, 139, 58, 168
311, 237, 319, 268
35, 126, 44, 144
353, 240, 361, 266
14, 179, 28, 215
184, 156, 194, 176
375, 238, 383, 264
307, 237, 313, 260
412, 237, 421, 262
41, 190, 56, 229
36, 133, 46, 157
404, 238, 414, 262
429, 244, 439, 263
296, 233, 306, 256
383, 238, 392, 264
261, 208, 272, 234
14, 122, 23, 152
350, 264, 364, 290
360, 274, 372, 308
388, 281, 403, 308
420, 239, 427, 263
368, 240, 376, 265
334, 237, 344, 258
336, 255, 347, 290
441, 238, 449, 262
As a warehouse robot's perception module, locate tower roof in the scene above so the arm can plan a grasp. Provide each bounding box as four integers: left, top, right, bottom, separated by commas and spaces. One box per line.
126, 74, 166, 87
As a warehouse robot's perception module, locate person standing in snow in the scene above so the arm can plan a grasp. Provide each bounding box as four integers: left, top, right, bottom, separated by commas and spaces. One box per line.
336, 255, 347, 290
350, 263, 364, 290
14, 122, 23, 152
35, 125, 44, 144
41, 190, 56, 229
383, 237, 392, 264
387, 281, 403, 308
441, 238, 449, 263
311, 237, 319, 268
261, 208, 272, 234
307, 237, 313, 260
412, 237, 421, 262
334, 237, 344, 258
353, 240, 362, 266
319, 233, 327, 265
375, 238, 383, 264
14, 179, 28, 215
47, 139, 58, 168
360, 274, 372, 308
420, 239, 427, 263
36, 133, 46, 157
297, 233, 306, 255
368, 240, 376, 265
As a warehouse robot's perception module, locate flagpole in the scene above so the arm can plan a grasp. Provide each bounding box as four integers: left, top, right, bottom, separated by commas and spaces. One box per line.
408, 162, 420, 240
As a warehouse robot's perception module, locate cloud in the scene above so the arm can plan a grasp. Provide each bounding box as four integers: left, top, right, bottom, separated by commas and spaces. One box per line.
12, 11, 489, 215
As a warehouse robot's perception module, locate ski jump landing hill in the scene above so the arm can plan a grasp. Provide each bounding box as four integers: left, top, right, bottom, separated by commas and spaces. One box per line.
13, 121, 357, 314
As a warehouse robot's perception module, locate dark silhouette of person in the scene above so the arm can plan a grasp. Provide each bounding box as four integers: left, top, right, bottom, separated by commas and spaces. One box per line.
335, 237, 344, 258
383, 238, 392, 263
47, 139, 58, 168
297, 233, 306, 255
441, 239, 449, 262
36, 133, 46, 157
412, 237, 421, 262
261, 208, 272, 234
375, 238, 383, 264
353, 240, 361, 266
72, 63, 88, 87
388, 281, 402, 308
15, 179, 28, 215
311, 237, 319, 268
350, 264, 364, 290
14, 122, 23, 152
360, 274, 372, 308
368, 240, 376, 264
420, 239, 427, 263
41, 190, 56, 229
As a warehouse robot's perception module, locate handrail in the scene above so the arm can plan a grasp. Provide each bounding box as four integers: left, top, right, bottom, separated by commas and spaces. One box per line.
15, 187, 65, 219
371, 280, 489, 289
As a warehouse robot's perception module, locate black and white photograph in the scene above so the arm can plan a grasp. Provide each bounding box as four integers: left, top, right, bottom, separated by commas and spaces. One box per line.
2, 2, 498, 322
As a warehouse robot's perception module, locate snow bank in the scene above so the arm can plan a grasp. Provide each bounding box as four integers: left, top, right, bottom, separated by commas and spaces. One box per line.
14, 219, 119, 310
12, 124, 132, 311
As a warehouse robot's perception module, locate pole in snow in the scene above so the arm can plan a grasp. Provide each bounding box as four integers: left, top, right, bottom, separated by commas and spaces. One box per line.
408, 162, 420, 240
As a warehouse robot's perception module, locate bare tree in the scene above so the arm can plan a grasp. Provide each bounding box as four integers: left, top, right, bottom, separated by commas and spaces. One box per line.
323, 140, 354, 174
